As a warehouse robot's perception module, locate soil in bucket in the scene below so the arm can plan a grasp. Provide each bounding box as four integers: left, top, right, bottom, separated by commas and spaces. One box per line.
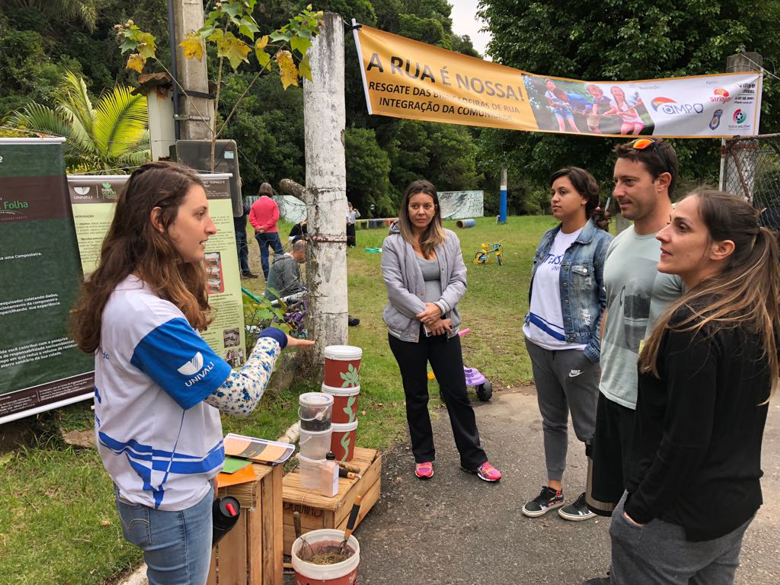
292, 529, 360, 585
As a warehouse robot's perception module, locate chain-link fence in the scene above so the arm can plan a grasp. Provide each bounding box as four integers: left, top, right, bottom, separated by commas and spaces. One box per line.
721, 134, 780, 229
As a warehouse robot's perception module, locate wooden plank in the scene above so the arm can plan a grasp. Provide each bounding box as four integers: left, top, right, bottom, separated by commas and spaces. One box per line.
247, 471, 263, 585
335, 476, 381, 533
272, 463, 284, 584
216, 511, 249, 584
207, 550, 217, 585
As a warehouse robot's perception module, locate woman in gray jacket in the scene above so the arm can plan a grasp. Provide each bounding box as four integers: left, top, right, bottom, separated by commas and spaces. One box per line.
382, 179, 501, 482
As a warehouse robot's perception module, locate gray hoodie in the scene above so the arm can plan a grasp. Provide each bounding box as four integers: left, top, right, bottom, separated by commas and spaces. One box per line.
381, 221, 466, 342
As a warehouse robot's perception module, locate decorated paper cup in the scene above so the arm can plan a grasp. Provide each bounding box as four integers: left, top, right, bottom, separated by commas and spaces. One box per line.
330, 420, 358, 462
323, 345, 362, 388
321, 384, 360, 424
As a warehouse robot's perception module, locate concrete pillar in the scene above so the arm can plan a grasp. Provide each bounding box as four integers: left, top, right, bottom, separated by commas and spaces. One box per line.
173, 0, 213, 140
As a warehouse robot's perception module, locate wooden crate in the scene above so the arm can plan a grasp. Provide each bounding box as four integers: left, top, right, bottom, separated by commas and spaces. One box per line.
207, 462, 284, 585
282, 447, 381, 555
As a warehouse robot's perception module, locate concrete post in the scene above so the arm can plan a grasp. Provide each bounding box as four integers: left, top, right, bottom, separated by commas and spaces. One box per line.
721, 51, 762, 201
302, 12, 348, 363
172, 0, 213, 140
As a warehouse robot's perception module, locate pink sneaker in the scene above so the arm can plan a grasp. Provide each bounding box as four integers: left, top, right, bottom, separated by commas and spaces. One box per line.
415, 462, 434, 480
463, 461, 502, 482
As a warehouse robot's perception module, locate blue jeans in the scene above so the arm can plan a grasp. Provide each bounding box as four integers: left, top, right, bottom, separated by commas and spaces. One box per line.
115, 484, 213, 585
255, 232, 284, 279
235, 230, 250, 275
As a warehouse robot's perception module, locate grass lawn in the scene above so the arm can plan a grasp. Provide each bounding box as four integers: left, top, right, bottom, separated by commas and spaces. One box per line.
0, 215, 557, 584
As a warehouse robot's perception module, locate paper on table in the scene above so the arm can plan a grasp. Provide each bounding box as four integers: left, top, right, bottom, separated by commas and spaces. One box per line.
217, 464, 256, 488
222, 456, 252, 474
223, 433, 295, 465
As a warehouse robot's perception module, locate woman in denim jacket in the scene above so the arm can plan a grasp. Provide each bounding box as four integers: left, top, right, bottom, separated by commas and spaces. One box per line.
382, 179, 501, 483
521, 167, 612, 522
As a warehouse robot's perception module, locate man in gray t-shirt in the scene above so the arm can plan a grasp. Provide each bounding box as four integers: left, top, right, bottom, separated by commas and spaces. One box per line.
586, 138, 684, 519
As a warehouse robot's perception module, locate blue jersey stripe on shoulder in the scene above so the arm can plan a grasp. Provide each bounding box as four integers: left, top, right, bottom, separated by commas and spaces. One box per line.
130, 317, 232, 409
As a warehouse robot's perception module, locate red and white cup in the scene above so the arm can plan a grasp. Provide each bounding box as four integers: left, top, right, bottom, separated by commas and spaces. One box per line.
321, 384, 360, 424
323, 345, 362, 388
330, 420, 358, 462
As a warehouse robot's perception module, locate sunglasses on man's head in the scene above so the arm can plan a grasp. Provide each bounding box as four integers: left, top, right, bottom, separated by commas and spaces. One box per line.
629, 138, 657, 150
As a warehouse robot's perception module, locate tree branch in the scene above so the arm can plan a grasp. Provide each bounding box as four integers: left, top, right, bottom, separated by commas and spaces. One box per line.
280, 178, 309, 203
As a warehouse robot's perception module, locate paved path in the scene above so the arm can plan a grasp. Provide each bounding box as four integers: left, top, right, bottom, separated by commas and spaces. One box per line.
346, 388, 780, 585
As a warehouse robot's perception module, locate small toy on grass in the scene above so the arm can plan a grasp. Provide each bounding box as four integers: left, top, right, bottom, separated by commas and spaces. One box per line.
474, 243, 503, 265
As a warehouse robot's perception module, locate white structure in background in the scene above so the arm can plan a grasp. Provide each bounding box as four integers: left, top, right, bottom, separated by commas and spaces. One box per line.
272, 190, 484, 224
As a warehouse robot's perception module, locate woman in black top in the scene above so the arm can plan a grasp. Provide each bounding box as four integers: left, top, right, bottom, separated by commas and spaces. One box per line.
606, 190, 779, 585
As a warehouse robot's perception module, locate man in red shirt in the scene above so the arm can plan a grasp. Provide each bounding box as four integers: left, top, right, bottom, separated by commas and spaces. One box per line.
249, 183, 285, 280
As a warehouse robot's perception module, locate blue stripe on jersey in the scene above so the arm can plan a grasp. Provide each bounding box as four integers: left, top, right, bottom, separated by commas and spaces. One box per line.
99, 431, 221, 462
130, 318, 232, 410
528, 312, 566, 341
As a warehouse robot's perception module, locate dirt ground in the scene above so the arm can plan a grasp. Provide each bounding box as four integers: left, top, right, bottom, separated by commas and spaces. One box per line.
289, 387, 780, 585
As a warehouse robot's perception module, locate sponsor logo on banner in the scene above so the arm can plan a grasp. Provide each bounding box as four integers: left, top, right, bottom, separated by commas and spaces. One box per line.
733, 110, 747, 124
100, 183, 117, 200
710, 88, 731, 103
709, 109, 723, 130
73, 186, 90, 195
651, 97, 704, 115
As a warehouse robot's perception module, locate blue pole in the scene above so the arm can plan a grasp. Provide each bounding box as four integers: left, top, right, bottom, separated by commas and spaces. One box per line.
499, 167, 507, 224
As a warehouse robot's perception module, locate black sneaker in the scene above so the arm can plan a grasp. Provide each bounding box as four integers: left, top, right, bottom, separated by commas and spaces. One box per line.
559, 492, 596, 521
348, 316, 360, 327
522, 486, 564, 518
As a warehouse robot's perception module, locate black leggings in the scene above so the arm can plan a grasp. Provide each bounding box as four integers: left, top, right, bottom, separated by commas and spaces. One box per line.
388, 326, 487, 469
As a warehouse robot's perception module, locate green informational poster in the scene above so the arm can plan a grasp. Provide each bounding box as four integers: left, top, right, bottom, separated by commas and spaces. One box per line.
0, 138, 94, 424
67, 172, 246, 367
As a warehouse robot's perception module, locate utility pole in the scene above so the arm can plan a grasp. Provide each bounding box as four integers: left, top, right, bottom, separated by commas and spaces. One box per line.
720, 49, 762, 200
172, 0, 213, 140
499, 167, 507, 223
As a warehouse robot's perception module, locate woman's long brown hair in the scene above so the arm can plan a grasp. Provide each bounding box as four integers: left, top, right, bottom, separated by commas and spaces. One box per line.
398, 179, 446, 259
72, 161, 212, 354
639, 190, 780, 399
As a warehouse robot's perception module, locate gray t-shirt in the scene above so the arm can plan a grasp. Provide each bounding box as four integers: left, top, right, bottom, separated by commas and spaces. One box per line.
416, 256, 442, 304
600, 226, 684, 409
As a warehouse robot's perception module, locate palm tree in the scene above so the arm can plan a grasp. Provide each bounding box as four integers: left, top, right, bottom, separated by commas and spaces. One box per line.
0, 0, 98, 32
9, 71, 149, 172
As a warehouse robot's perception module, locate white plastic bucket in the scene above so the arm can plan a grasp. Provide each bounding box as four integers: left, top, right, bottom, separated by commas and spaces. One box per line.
299, 427, 333, 460
321, 384, 360, 424
292, 529, 360, 585
297, 453, 325, 490
299, 392, 334, 431
330, 420, 358, 462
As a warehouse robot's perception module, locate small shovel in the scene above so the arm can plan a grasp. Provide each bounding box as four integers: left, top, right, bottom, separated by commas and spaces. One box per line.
318, 494, 363, 556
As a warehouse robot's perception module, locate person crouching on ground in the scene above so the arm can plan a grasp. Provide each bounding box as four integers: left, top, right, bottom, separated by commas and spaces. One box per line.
601, 190, 779, 585
71, 161, 313, 585
381, 179, 501, 482
265, 240, 306, 301
522, 167, 612, 521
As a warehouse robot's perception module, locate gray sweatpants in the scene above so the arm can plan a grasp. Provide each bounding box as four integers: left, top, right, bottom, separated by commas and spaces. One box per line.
525, 339, 599, 482
610, 493, 752, 585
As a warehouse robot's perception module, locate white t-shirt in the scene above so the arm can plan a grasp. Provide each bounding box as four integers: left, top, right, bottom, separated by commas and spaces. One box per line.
523, 227, 587, 351
94, 276, 232, 511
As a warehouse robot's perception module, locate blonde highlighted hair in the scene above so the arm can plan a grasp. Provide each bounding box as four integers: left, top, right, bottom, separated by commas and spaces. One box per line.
397, 179, 446, 259
639, 190, 780, 399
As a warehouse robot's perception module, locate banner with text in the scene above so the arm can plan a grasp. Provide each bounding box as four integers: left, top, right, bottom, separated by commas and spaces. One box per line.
353, 25, 762, 138
0, 138, 94, 424
67, 174, 247, 369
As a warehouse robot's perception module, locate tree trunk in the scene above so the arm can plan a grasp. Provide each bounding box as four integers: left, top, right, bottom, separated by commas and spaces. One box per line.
298, 12, 348, 365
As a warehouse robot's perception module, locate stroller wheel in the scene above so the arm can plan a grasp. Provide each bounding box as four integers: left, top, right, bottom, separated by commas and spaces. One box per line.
476, 380, 493, 402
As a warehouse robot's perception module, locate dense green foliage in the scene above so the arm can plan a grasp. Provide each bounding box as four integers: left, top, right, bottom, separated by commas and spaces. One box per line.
477, 0, 780, 198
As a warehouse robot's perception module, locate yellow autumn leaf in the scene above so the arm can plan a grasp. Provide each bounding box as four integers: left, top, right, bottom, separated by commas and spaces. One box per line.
276, 50, 298, 90
180, 32, 204, 61
216, 32, 251, 70
255, 35, 268, 51
126, 53, 145, 73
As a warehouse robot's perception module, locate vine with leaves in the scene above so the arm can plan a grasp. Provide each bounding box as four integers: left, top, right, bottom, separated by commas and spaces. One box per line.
115, 0, 322, 169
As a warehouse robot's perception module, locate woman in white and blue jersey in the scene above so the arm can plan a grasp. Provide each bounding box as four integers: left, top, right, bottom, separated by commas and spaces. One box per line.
72, 161, 312, 584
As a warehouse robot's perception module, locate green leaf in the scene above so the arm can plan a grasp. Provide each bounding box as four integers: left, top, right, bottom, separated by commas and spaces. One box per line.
290, 36, 311, 55
118, 39, 138, 54
216, 32, 251, 70
270, 30, 292, 43
199, 25, 216, 40
135, 31, 156, 60
298, 54, 312, 81
255, 49, 271, 68
222, 2, 242, 19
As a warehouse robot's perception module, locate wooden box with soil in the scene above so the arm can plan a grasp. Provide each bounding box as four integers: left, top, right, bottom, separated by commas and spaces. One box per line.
282, 447, 381, 555
207, 463, 284, 585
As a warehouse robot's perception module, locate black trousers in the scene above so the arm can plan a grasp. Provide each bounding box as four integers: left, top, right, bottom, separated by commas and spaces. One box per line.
587, 392, 636, 516
346, 223, 357, 247
388, 326, 487, 469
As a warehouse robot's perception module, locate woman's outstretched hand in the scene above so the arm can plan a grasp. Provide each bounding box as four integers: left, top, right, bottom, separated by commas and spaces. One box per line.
416, 302, 442, 325
285, 334, 315, 348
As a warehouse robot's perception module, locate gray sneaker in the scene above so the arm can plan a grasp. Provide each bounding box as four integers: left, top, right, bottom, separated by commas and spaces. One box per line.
559, 492, 596, 521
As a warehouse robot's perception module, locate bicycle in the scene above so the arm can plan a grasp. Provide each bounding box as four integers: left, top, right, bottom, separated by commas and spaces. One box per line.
474, 243, 503, 265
